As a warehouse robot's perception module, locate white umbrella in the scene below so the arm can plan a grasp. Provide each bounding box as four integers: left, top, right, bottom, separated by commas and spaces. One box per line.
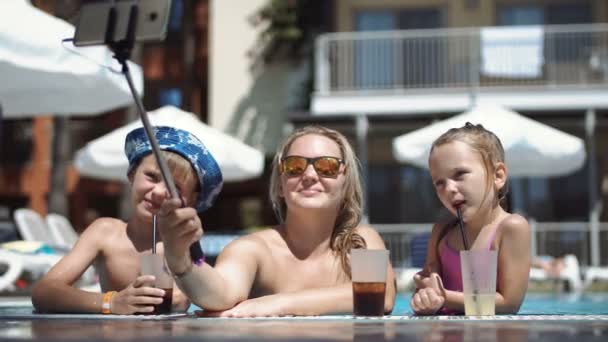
74, 105, 265, 182
0, 0, 143, 117
392, 104, 586, 177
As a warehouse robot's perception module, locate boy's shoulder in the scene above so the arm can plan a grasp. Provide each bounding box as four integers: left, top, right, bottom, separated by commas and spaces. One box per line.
82, 217, 127, 238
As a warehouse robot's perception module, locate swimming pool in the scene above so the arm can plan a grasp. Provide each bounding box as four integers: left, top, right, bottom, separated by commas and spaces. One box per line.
3, 292, 608, 316
393, 292, 608, 315
1, 295, 607, 341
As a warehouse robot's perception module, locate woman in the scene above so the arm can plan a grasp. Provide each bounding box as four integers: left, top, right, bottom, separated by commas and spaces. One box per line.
159, 125, 396, 317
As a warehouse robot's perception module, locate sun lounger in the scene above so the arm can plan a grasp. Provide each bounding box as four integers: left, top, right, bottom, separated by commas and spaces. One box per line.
583, 266, 608, 289
529, 254, 582, 292
45, 213, 79, 249
0, 249, 24, 292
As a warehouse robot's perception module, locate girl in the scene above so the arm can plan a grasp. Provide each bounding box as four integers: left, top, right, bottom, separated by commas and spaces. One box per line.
159, 125, 396, 317
411, 122, 530, 315
32, 126, 223, 314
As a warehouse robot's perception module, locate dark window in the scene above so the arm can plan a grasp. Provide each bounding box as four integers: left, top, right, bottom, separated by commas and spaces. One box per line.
159, 88, 183, 107
169, 0, 184, 32
0, 120, 32, 165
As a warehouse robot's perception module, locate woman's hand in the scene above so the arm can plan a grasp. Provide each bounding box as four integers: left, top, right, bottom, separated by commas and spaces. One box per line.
156, 197, 203, 274
110, 275, 165, 315
198, 294, 290, 318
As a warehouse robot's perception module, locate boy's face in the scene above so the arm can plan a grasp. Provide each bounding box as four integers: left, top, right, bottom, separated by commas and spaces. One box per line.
130, 155, 199, 222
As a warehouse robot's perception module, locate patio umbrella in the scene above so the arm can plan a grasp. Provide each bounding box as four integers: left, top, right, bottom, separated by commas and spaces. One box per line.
74, 105, 265, 182
0, 0, 143, 117
392, 104, 586, 177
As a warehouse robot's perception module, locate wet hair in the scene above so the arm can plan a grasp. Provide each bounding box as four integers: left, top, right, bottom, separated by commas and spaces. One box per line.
430, 122, 508, 208
429, 122, 509, 255
269, 126, 366, 277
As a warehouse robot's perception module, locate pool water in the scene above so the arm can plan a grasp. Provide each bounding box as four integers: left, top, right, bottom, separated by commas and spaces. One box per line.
393, 292, 608, 315
2, 293, 608, 316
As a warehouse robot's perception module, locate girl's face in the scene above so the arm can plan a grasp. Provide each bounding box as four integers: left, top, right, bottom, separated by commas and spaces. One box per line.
280, 134, 346, 213
429, 140, 503, 221
130, 155, 199, 222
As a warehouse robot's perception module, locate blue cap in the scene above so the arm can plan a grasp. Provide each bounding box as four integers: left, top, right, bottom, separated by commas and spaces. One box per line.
124, 126, 223, 212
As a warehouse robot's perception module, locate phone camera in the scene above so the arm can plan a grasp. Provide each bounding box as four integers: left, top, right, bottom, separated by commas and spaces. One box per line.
149, 12, 158, 22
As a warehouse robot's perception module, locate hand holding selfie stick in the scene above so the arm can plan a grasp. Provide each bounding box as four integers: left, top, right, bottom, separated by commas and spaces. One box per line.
107, 4, 205, 266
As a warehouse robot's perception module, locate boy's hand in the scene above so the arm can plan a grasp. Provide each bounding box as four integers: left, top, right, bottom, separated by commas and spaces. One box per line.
110, 275, 165, 315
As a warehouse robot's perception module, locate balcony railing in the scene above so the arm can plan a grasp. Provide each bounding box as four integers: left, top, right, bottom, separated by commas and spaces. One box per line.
315, 24, 608, 96
376, 222, 608, 270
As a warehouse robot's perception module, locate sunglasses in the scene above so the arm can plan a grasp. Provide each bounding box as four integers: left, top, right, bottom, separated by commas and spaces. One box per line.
280, 155, 345, 178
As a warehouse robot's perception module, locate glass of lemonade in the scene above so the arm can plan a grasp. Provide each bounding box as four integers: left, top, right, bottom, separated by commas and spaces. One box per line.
460, 249, 498, 316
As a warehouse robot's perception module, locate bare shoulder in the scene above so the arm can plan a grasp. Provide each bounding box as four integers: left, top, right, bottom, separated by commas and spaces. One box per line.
500, 213, 530, 241
354, 224, 380, 238
80, 217, 127, 242
354, 224, 386, 248
220, 228, 274, 257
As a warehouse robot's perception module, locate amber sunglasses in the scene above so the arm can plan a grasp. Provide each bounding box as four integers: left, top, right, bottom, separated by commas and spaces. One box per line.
280, 155, 345, 178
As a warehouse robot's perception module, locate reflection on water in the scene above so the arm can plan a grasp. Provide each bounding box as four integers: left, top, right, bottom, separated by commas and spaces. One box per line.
0, 296, 607, 341
0, 318, 605, 341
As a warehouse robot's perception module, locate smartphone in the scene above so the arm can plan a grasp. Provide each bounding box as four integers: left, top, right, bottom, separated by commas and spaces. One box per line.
73, 0, 171, 46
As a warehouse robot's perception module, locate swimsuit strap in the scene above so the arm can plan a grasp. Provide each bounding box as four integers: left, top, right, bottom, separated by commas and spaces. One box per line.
486, 214, 511, 250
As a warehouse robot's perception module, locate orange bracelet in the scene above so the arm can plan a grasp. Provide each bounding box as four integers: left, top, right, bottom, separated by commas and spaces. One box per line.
102, 291, 116, 314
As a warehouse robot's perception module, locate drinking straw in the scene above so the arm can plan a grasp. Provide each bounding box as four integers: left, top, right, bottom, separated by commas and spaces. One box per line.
152, 215, 157, 254
456, 207, 470, 250
457, 207, 482, 315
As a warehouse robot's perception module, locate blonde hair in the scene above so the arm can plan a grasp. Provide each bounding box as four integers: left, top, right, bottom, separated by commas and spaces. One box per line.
129, 151, 200, 205
269, 126, 366, 277
430, 122, 508, 208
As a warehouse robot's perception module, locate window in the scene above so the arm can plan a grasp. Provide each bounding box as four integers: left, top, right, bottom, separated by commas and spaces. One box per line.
168, 0, 184, 32
499, 3, 593, 63
159, 88, 183, 107
499, 6, 544, 26
353, 8, 445, 90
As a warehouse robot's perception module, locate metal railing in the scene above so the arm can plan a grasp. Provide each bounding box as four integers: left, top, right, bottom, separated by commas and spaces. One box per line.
376, 222, 608, 270
315, 24, 608, 95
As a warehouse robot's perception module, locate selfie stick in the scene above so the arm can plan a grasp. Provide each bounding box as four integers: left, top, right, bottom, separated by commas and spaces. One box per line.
107, 4, 205, 266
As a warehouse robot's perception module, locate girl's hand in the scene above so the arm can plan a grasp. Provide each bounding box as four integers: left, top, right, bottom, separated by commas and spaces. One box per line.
411, 273, 447, 315
410, 287, 445, 315
198, 295, 290, 318
413, 272, 437, 290
110, 275, 165, 315
414, 273, 446, 295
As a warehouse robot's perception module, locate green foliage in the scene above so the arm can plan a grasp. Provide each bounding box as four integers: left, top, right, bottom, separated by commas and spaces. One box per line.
252, 0, 316, 62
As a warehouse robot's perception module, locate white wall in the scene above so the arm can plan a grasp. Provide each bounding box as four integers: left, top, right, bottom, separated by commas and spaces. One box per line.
210, 0, 292, 154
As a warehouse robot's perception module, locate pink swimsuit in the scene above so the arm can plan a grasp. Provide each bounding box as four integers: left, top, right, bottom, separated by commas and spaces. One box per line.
439, 216, 506, 291
436, 216, 508, 315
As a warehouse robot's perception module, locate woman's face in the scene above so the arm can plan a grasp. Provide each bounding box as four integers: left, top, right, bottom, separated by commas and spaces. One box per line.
280, 134, 346, 214
130, 155, 198, 222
